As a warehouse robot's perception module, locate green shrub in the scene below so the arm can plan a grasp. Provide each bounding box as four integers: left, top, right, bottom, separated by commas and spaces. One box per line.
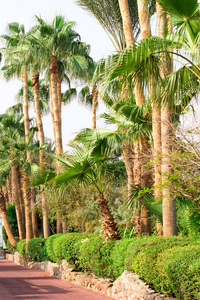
45, 233, 64, 262
131, 237, 193, 289
109, 238, 134, 279
16, 239, 26, 258
125, 235, 191, 271
52, 233, 86, 267
27, 238, 48, 262
6, 204, 18, 237
156, 244, 200, 300
79, 236, 115, 278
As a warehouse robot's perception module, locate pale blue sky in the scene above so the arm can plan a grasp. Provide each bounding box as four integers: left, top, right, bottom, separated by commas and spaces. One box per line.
0, 0, 115, 148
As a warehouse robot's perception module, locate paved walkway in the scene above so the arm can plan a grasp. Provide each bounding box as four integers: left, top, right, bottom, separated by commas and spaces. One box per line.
0, 260, 113, 300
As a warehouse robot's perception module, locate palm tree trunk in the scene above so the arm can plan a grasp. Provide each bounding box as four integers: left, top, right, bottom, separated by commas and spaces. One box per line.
57, 79, 62, 131
122, 145, 134, 198
22, 68, 34, 241
118, 0, 151, 234
50, 87, 56, 146
98, 193, 121, 241
92, 85, 98, 129
22, 171, 33, 242
136, 0, 151, 39
16, 166, 26, 237
32, 72, 50, 238
118, 0, 134, 46
156, 2, 177, 236
50, 55, 63, 156
50, 56, 63, 233
139, 138, 152, 234
31, 187, 38, 238
0, 187, 17, 246
11, 163, 25, 240
6, 175, 12, 203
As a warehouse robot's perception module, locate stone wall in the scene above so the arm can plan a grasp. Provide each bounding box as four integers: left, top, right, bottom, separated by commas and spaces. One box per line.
6, 252, 176, 300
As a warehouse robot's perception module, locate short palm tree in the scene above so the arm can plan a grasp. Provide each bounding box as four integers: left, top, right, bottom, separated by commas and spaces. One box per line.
32, 139, 122, 241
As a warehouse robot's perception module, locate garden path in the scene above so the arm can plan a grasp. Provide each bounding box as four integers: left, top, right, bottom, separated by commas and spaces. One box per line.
0, 260, 114, 300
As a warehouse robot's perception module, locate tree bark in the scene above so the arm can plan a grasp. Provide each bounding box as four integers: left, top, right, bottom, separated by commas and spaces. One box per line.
16, 165, 26, 237
98, 193, 121, 241
50, 55, 63, 156
50, 56, 63, 233
122, 145, 134, 198
32, 72, 50, 238
118, 0, 152, 234
6, 175, 12, 204
11, 163, 25, 240
156, 2, 177, 236
22, 68, 34, 241
22, 171, 33, 242
31, 187, 38, 238
92, 85, 98, 130
137, 0, 151, 39
0, 187, 17, 246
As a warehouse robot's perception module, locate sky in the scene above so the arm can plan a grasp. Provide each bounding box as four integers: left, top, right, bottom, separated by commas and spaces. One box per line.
0, 0, 115, 149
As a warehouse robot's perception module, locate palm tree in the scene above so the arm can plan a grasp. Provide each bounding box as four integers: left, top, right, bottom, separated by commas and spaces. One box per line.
1, 23, 36, 241
76, 0, 140, 52
0, 113, 26, 240
0, 187, 17, 247
31, 15, 91, 157
29, 15, 91, 233
77, 0, 154, 234
96, 0, 200, 236
31, 141, 121, 241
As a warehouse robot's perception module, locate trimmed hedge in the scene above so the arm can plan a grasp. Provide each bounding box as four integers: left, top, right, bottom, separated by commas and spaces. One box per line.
131, 237, 193, 287
18, 233, 200, 299
16, 239, 26, 258
52, 233, 86, 267
45, 233, 64, 262
27, 238, 48, 262
156, 244, 200, 300
109, 238, 134, 279
79, 236, 115, 278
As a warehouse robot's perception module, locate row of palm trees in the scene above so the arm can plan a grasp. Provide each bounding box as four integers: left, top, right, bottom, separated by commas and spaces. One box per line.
0, 0, 199, 243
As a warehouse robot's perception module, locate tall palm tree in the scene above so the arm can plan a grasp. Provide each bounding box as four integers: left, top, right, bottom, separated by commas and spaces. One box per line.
96, 0, 200, 236
1, 23, 35, 241
0, 113, 26, 240
30, 15, 91, 233
31, 15, 90, 157
77, 0, 153, 234
155, 0, 199, 235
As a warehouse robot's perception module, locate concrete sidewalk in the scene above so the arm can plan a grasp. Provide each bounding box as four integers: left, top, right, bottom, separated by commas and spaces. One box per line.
0, 260, 113, 300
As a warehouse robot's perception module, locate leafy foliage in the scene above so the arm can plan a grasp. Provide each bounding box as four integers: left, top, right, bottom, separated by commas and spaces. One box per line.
27, 238, 48, 262
45, 233, 64, 262
78, 235, 115, 278
52, 233, 86, 267
16, 239, 26, 258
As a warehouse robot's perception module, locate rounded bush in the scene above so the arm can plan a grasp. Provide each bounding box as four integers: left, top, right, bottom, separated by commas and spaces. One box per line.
79, 236, 115, 278
125, 235, 190, 271
52, 233, 87, 268
109, 238, 134, 279
131, 237, 193, 289
16, 239, 26, 258
27, 238, 48, 262
45, 233, 64, 262
156, 244, 200, 300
